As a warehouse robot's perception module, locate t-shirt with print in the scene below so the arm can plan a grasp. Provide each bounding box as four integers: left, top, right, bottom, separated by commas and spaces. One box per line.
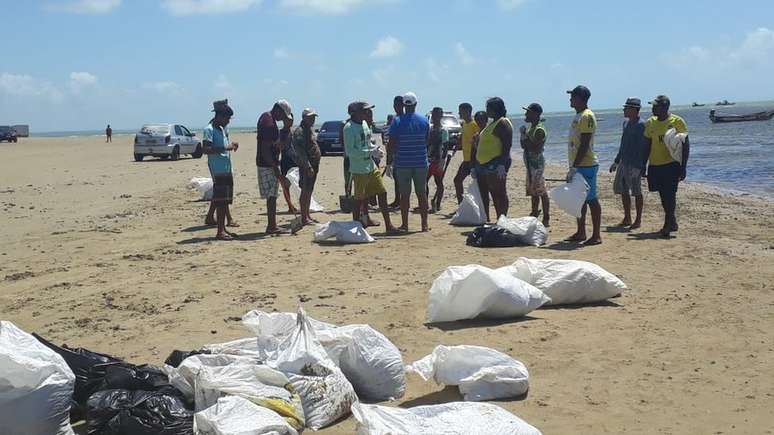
460, 120, 480, 162
427, 125, 449, 163
256, 112, 279, 167
568, 108, 598, 167
389, 113, 429, 169
644, 114, 688, 166
203, 123, 231, 176
292, 126, 321, 169
343, 121, 375, 175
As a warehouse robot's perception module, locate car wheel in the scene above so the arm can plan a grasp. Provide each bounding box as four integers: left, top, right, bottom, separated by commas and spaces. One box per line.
160, 155, 169, 160
191, 143, 203, 159
134, 154, 144, 162
170, 145, 180, 161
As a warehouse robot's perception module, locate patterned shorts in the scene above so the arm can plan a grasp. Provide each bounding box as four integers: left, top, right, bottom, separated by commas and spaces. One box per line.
257, 167, 279, 199
525, 166, 547, 196
211, 174, 233, 204
613, 163, 643, 196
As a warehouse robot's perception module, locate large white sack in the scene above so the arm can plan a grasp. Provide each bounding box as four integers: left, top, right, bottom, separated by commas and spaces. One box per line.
0, 321, 75, 435
242, 310, 405, 402
548, 173, 588, 218
450, 179, 486, 226
313, 221, 375, 244
351, 402, 542, 435
427, 265, 550, 323
189, 177, 214, 201
407, 345, 529, 401
269, 309, 357, 430
503, 257, 626, 305
286, 167, 324, 212
194, 396, 299, 435
495, 216, 548, 246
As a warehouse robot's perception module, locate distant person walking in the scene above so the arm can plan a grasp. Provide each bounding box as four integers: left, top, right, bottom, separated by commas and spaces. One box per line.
387, 92, 430, 232
292, 108, 322, 226
453, 102, 479, 204
105, 125, 112, 143
256, 100, 293, 234
610, 97, 648, 230
644, 95, 690, 238
565, 85, 602, 245
475, 97, 513, 221
202, 99, 239, 241
519, 103, 550, 227
427, 106, 449, 212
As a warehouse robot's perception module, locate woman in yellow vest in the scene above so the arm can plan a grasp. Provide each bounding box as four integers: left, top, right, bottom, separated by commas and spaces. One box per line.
475, 97, 513, 221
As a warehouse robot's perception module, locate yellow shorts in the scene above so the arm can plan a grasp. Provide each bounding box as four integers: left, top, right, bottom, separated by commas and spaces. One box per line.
352, 169, 386, 200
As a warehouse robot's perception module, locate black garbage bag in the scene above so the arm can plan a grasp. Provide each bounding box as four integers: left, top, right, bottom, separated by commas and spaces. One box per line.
87, 389, 194, 435
164, 349, 210, 368
466, 225, 525, 247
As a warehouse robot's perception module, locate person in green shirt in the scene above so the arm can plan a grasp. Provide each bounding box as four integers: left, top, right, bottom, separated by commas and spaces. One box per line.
519, 103, 550, 227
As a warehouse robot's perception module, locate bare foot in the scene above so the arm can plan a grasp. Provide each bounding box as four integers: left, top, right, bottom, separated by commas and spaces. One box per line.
398, 225, 409, 232
565, 233, 586, 242
287, 207, 298, 214
385, 225, 399, 234
226, 221, 240, 227
629, 221, 641, 230
265, 226, 283, 235
583, 237, 602, 246
421, 225, 431, 232
216, 233, 233, 241
616, 219, 632, 227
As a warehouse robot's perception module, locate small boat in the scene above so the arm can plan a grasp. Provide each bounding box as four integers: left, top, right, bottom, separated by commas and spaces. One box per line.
715, 100, 736, 106
691, 102, 705, 107
709, 109, 774, 123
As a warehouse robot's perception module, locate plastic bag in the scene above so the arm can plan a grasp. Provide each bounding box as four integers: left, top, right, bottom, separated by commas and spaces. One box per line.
663, 127, 687, 163
86, 389, 194, 435
407, 345, 529, 401
188, 177, 213, 201
426, 265, 550, 323
466, 225, 527, 248
313, 221, 375, 244
0, 321, 75, 435
495, 216, 548, 247
450, 179, 486, 226
194, 396, 299, 435
286, 167, 324, 212
501, 257, 626, 305
548, 173, 589, 218
351, 402, 542, 435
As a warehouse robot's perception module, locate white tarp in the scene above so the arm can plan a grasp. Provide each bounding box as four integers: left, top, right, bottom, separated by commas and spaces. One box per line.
189, 177, 213, 201
548, 173, 589, 218
313, 221, 375, 244
286, 167, 324, 212
450, 179, 486, 226
495, 216, 548, 246
194, 396, 299, 435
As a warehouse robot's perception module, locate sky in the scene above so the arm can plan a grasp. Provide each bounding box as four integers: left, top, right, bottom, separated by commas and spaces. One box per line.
1, 0, 774, 132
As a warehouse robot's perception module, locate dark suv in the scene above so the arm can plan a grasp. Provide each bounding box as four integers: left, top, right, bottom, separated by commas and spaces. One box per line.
0, 126, 17, 143
317, 120, 344, 156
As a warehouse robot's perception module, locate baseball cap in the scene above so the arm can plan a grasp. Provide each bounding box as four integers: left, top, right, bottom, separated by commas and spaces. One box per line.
566, 85, 591, 100
648, 95, 671, 107
522, 103, 543, 114
402, 91, 418, 106
302, 108, 317, 118
212, 99, 233, 116
349, 101, 375, 112
274, 99, 293, 118
623, 97, 642, 109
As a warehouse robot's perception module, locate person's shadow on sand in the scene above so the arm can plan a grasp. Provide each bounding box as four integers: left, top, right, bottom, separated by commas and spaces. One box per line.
627, 231, 673, 240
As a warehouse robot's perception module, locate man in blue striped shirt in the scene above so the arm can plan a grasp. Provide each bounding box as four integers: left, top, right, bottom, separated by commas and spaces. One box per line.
387, 91, 430, 232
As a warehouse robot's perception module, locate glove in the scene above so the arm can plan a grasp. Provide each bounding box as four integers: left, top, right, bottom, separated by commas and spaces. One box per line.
609, 162, 618, 173
566, 167, 577, 183
384, 164, 393, 179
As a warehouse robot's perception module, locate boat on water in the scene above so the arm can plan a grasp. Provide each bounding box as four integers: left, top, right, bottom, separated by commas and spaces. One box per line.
691, 102, 705, 107
709, 109, 774, 123
715, 100, 736, 106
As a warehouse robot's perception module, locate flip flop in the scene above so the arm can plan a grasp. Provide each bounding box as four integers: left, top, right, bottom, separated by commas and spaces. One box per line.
216, 233, 234, 241
583, 238, 602, 246
227, 222, 240, 228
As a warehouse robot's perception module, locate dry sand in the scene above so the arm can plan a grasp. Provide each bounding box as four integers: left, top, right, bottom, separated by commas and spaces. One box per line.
1, 133, 773, 434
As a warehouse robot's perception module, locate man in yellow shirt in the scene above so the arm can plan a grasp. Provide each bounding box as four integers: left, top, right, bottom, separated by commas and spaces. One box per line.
644, 95, 690, 238
453, 102, 480, 204
565, 85, 602, 246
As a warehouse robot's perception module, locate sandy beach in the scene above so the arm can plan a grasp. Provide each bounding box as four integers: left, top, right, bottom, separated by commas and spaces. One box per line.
1, 133, 773, 434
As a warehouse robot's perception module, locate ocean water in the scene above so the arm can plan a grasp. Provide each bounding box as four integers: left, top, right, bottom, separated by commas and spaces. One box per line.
515, 101, 774, 199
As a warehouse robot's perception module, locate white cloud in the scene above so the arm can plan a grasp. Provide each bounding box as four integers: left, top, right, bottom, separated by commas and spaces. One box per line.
370, 36, 403, 58
279, 0, 393, 15
455, 42, 475, 65
49, 0, 121, 14
497, 0, 527, 10
162, 0, 261, 16
215, 74, 232, 90
69, 71, 98, 93
0, 73, 64, 102
273, 48, 291, 59
142, 81, 183, 94
424, 58, 449, 83
663, 27, 774, 71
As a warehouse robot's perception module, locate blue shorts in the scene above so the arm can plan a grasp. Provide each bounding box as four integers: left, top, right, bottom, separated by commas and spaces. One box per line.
576, 165, 599, 202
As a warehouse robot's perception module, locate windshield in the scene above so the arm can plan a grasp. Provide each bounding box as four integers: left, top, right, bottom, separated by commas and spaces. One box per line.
139, 124, 170, 135
0, 126, 11, 133
320, 121, 343, 132
441, 116, 460, 128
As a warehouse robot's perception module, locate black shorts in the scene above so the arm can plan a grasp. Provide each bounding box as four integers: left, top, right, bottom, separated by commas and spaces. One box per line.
647, 162, 681, 193
211, 174, 233, 204
300, 163, 319, 191
281, 154, 296, 177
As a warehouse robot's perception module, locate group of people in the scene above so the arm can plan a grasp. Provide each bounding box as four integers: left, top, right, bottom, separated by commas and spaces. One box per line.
199, 85, 690, 243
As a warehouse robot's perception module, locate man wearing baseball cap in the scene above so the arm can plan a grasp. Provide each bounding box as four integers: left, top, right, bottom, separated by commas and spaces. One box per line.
256, 100, 295, 234
519, 102, 550, 227
643, 94, 690, 238
202, 99, 239, 240
343, 101, 397, 232
565, 85, 602, 245
610, 97, 648, 230
292, 108, 322, 225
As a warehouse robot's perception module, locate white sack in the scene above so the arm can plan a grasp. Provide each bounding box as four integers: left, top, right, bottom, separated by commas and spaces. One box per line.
194, 396, 299, 435
664, 127, 687, 163
548, 173, 589, 218
407, 345, 529, 401
286, 167, 324, 212
0, 321, 75, 435
313, 221, 375, 244
450, 179, 486, 226
427, 265, 550, 323
495, 216, 548, 246
189, 177, 214, 201
351, 402, 542, 435
502, 257, 626, 305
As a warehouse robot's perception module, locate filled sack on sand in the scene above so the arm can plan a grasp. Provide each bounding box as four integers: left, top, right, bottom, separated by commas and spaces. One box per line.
313, 221, 375, 244
501, 257, 627, 305
86, 389, 194, 435
407, 345, 529, 401
351, 402, 542, 435
450, 179, 487, 226
426, 265, 550, 323
194, 396, 299, 435
0, 321, 76, 435
548, 173, 588, 218
286, 167, 324, 212
495, 215, 548, 247
188, 177, 213, 201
